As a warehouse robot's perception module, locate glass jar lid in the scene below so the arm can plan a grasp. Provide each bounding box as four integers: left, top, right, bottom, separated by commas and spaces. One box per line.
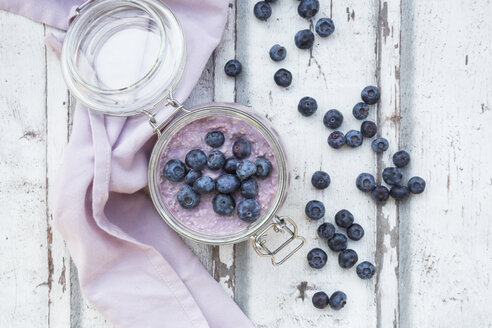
61, 0, 186, 116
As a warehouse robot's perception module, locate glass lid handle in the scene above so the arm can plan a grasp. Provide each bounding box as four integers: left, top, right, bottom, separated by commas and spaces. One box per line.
251, 217, 306, 266
75, 0, 94, 15
140, 89, 190, 137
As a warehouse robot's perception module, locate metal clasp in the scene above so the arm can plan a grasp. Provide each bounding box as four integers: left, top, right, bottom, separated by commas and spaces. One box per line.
140, 89, 190, 137
251, 216, 305, 266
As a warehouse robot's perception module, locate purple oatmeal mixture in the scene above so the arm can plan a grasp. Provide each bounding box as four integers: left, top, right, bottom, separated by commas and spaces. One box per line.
158, 115, 278, 236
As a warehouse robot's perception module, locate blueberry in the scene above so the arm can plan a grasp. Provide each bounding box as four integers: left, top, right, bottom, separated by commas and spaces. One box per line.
317, 222, 336, 239
329, 291, 347, 310
328, 131, 345, 149
255, 158, 273, 178
185, 149, 207, 170
177, 185, 200, 209
360, 120, 377, 138
237, 199, 261, 222
408, 176, 426, 194
393, 150, 410, 168
163, 159, 186, 182
294, 29, 315, 49
371, 185, 390, 203
335, 209, 354, 228
224, 59, 242, 77
297, 0, 319, 19
269, 44, 286, 61
207, 150, 226, 170
327, 233, 347, 252
347, 223, 364, 241
241, 178, 259, 199
356, 173, 376, 192
305, 200, 325, 220
274, 68, 292, 87
345, 130, 363, 147
215, 174, 241, 194
315, 17, 335, 37
236, 160, 257, 180
253, 1, 272, 21
224, 157, 240, 174
205, 131, 225, 148
323, 109, 343, 129
312, 291, 329, 309
356, 261, 376, 279
361, 85, 381, 105
382, 167, 403, 185
213, 193, 236, 216
192, 176, 215, 194
233, 138, 252, 159
307, 248, 327, 269
298, 96, 318, 117
184, 169, 202, 186
311, 171, 330, 189
338, 249, 358, 268
390, 185, 410, 200
352, 102, 370, 120
371, 137, 389, 153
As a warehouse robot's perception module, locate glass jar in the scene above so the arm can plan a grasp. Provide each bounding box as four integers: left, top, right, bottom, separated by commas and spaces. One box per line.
61, 0, 305, 265
61, 0, 186, 116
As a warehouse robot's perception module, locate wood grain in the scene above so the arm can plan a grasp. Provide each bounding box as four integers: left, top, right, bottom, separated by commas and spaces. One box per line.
183, 58, 215, 275
0, 11, 50, 328
234, 1, 380, 326
398, 0, 492, 327
185, 0, 239, 299
211, 0, 238, 299
45, 25, 72, 328
375, 1, 401, 326
2, 0, 492, 327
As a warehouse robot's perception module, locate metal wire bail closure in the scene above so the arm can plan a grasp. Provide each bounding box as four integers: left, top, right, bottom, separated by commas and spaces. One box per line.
251, 216, 305, 266
140, 89, 191, 137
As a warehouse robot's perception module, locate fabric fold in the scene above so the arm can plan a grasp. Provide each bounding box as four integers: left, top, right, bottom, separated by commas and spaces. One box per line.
0, 0, 82, 30
0, 0, 254, 327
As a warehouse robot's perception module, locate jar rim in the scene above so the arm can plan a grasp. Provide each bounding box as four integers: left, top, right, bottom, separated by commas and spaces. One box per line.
148, 105, 289, 245
61, 0, 186, 116
69, 1, 166, 95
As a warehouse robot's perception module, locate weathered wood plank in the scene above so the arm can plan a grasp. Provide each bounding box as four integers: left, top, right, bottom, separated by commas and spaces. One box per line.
44, 28, 114, 328
374, 1, 401, 326
44, 25, 72, 328
211, 0, 238, 299
183, 0, 239, 298
0, 11, 50, 328
234, 1, 380, 326
4, 0, 492, 327
183, 57, 216, 275
399, 0, 492, 327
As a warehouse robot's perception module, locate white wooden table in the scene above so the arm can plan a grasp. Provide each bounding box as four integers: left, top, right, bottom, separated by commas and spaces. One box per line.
1, 1, 491, 327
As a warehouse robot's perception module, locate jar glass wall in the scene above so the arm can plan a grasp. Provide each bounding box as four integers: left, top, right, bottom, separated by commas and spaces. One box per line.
148, 105, 289, 245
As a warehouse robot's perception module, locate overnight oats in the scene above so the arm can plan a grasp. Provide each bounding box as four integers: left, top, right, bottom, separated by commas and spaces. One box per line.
157, 114, 279, 237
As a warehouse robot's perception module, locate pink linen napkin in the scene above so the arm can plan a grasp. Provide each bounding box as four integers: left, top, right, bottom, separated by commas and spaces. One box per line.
0, 1, 254, 327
